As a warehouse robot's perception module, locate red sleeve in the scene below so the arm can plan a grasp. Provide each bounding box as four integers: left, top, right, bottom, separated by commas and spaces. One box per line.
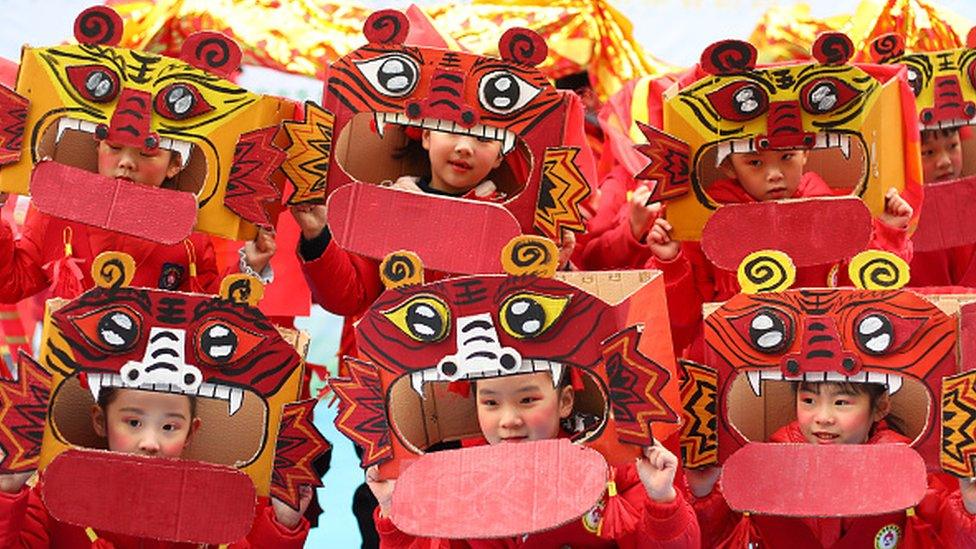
189, 233, 222, 294
373, 506, 425, 548
648, 243, 716, 355
300, 239, 383, 317
580, 216, 652, 270
636, 491, 701, 548
867, 219, 913, 263
687, 486, 738, 548
0, 485, 52, 548
234, 501, 310, 549
0, 209, 51, 304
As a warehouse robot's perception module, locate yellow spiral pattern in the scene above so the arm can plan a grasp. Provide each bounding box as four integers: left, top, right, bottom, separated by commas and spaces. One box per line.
219, 273, 264, 305
91, 251, 135, 289
501, 235, 559, 278
380, 251, 424, 290
848, 250, 909, 290
736, 250, 796, 294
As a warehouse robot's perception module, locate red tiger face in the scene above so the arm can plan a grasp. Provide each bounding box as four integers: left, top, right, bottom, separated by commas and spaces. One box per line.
705, 288, 957, 466
50, 284, 302, 417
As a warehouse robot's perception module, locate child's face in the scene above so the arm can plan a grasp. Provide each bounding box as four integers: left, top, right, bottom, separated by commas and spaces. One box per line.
422, 130, 503, 194
795, 383, 888, 445
97, 140, 182, 188
722, 149, 809, 201
92, 389, 199, 458
920, 130, 963, 183
475, 372, 574, 444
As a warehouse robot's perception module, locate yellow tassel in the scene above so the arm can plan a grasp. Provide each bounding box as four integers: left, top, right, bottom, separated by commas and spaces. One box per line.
84, 527, 98, 542
607, 480, 618, 497
63, 227, 73, 257
906, 507, 916, 517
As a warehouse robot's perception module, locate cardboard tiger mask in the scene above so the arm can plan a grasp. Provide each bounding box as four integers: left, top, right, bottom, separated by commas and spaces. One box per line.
282, 10, 590, 273
638, 32, 923, 243
0, 6, 297, 243
329, 236, 680, 537
0, 253, 329, 544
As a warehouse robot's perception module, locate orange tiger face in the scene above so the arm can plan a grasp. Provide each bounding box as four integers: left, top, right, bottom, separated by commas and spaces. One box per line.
704, 288, 956, 468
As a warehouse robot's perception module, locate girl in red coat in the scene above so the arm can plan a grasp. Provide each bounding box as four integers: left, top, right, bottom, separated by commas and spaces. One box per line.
364, 368, 701, 548
0, 139, 275, 302
0, 387, 311, 548
643, 149, 915, 358
687, 380, 976, 548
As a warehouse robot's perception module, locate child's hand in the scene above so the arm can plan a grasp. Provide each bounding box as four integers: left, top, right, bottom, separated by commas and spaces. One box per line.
271, 485, 314, 529
557, 228, 576, 270
879, 187, 913, 230
685, 466, 722, 498
366, 464, 396, 517
959, 477, 976, 515
628, 185, 657, 241
636, 439, 678, 503
243, 228, 276, 274
388, 176, 422, 194
0, 471, 32, 494
290, 204, 328, 240
645, 203, 680, 261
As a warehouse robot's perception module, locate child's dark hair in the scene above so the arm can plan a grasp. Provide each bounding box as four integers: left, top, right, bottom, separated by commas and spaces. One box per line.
794, 381, 906, 436
96, 387, 198, 418
920, 127, 960, 143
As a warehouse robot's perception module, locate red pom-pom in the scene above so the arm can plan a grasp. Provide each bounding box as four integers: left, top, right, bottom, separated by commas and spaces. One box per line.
598, 467, 641, 539
901, 507, 944, 548
44, 255, 85, 300
716, 512, 763, 548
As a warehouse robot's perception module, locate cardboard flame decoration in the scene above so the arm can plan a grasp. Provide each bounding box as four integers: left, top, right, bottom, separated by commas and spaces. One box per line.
678, 248, 976, 517
329, 236, 679, 538
0, 6, 297, 243
282, 10, 590, 274
0, 253, 330, 544
637, 32, 922, 243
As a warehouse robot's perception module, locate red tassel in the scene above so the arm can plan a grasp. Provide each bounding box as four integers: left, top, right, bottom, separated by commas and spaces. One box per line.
84, 526, 115, 548
902, 507, 943, 548
183, 239, 203, 293
43, 227, 84, 299
717, 512, 763, 548
598, 466, 641, 539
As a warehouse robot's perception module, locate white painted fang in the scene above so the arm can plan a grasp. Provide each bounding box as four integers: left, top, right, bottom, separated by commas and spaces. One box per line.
838, 135, 851, 159
502, 131, 516, 155
374, 113, 386, 138
747, 371, 762, 396
88, 373, 103, 403
410, 372, 426, 399
886, 374, 903, 395
228, 387, 244, 416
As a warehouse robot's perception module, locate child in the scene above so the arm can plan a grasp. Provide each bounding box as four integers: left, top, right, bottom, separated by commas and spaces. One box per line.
0, 139, 274, 302
685, 381, 976, 547
365, 369, 701, 548
644, 148, 914, 357
908, 128, 976, 288
0, 387, 311, 547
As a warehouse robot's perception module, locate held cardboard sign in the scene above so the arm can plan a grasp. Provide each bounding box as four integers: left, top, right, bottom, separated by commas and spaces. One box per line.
0, 6, 297, 242
329, 237, 679, 537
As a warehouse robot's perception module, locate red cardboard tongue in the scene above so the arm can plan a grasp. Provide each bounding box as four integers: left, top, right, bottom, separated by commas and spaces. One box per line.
911, 175, 976, 252
42, 449, 255, 544
722, 443, 927, 517
326, 182, 522, 275
30, 160, 197, 245
701, 197, 872, 270
390, 438, 608, 539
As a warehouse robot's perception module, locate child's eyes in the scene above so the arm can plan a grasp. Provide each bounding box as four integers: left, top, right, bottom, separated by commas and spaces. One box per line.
126, 419, 141, 428
782, 153, 795, 161
921, 148, 934, 157
520, 396, 540, 404
799, 396, 814, 405
162, 423, 181, 432
834, 399, 851, 406
747, 160, 762, 167
479, 399, 498, 407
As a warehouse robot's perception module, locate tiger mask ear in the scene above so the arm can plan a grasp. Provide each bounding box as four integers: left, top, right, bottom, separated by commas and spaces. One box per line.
501, 235, 559, 278
380, 251, 424, 290
92, 252, 136, 289
220, 274, 265, 306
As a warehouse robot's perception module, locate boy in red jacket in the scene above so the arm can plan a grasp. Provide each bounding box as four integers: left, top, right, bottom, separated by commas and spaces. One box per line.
643, 148, 914, 358
0, 387, 311, 548
364, 368, 700, 548
686, 380, 976, 548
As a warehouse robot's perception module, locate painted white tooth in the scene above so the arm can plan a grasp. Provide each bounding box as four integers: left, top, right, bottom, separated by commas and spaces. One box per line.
747, 371, 762, 396
867, 371, 886, 385
374, 112, 386, 137
56, 118, 71, 143
214, 384, 230, 401
198, 382, 216, 398
760, 370, 783, 380
715, 141, 733, 167
171, 140, 192, 168
410, 372, 426, 399
88, 373, 103, 402
154, 382, 171, 393
838, 135, 851, 159
804, 372, 826, 382
502, 130, 516, 155
825, 371, 845, 382
886, 374, 903, 395
813, 132, 828, 150
847, 372, 867, 383
549, 363, 564, 387
228, 388, 244, 416
112, 374, 124, 387
78, 120, 98, 134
